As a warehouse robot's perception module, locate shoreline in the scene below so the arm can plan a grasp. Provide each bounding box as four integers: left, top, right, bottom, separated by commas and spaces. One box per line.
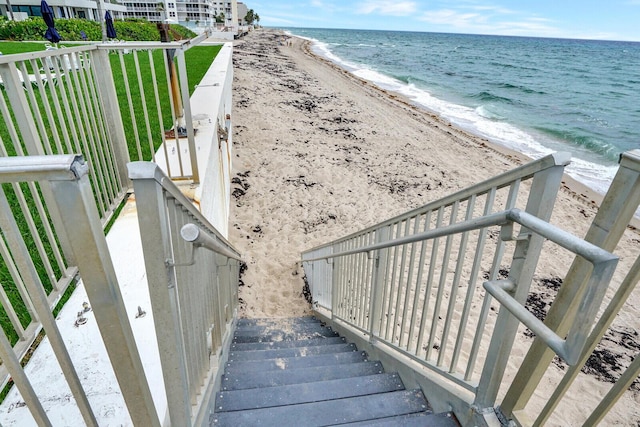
297, 36, 631, 228
229, 28, 639, 424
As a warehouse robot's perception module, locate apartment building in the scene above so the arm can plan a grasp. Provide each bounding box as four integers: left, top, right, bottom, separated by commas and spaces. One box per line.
0, 0, 126, 20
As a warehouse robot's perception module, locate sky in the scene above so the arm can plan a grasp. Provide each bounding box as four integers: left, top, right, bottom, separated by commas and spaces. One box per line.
249, 0, 640, 42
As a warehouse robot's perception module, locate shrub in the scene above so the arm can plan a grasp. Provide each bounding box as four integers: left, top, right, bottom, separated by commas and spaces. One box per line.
0, 17, 196, 42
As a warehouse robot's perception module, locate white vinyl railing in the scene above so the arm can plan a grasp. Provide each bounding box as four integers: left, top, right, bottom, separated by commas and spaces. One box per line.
302, 151, 640, 426
128, 161, 240, 426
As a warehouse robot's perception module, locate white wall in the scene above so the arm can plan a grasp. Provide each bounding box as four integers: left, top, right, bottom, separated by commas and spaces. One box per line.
190, 42, 234, 238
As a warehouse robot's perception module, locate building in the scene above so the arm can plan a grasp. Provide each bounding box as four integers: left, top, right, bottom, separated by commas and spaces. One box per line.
0, 0, 126, 20
210, 0, 238, 29
0, 0, 245, 33
119, 0, 239, 30
236, 1, 246, 25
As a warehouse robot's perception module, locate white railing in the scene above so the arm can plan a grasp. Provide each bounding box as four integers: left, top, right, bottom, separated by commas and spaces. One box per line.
0, 155, 159, 426
302, 152, 640, 426
128, 161, 240, 426
500, 149, 640, 426
0, 38, 235, 424
0, 45, 128, 223
0, 34, 213, 192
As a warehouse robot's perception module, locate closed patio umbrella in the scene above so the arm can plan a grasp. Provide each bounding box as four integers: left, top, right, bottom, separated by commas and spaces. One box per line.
105, 11, 117, 39
41, 0, 61, 44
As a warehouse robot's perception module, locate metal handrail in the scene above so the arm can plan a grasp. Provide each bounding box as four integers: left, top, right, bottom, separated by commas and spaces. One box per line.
128, 161, 236, 252
304, 152, 571, 251
129, 160, 240, 426
303, 208, 618, 367
180, 223, 242, 261
302, 211, 512, 262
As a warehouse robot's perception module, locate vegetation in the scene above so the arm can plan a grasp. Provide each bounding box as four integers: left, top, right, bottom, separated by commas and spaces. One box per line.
243, 9, 260, 26
0, 17, 196, 42
111, 44, 223, 160
0, 35, 219, 349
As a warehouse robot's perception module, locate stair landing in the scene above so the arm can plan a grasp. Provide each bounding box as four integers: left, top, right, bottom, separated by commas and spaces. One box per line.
211, 317, 459, 426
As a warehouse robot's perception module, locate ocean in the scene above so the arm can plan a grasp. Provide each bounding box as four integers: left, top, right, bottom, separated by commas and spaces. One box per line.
283, 28, 640, 197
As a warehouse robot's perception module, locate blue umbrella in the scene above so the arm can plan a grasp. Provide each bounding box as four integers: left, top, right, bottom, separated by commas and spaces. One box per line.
41, 0, 61, 44
105, 11, 117, 39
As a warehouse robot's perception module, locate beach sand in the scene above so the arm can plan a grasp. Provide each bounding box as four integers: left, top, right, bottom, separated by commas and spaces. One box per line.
228, 29, 639, 425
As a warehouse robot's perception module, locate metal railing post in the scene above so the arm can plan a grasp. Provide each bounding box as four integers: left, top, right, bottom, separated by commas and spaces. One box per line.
475, 152, 569, 407
175, 48, 200, 183
128, 161, 192, 426
500, 149, 640, 417
368, 226, 390, 338
92, 49, 131, 189
51, 156, 160, 426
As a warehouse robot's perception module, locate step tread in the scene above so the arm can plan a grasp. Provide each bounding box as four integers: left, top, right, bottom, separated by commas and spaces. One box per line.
221, 361, 384, 391
215, 373, 405, 412
234, 323, 330, 335
232, 326, 338, 343
229, 342, 358, 361
230, 336, 346, 351
236, 317, 320, 327
211, 389, 428, 426
339, 411, 460, 426
224, 350, 368, 373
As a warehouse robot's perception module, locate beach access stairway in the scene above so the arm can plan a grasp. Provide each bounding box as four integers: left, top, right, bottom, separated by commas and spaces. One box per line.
211, 317, 459, 426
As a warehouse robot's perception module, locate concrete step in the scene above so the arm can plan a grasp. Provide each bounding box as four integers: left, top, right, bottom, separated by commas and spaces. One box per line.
211, 389, 429, 426
215, 372, 405, 412
230, 335, 346, 352
221, 360, 384, 391
228, 342, 358, 362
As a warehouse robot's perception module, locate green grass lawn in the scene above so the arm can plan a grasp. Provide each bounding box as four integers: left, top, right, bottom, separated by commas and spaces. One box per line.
0, 40, 221, 344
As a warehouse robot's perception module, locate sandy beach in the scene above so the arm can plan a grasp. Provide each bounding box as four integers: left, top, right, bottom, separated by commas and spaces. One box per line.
228, 28, 639, 424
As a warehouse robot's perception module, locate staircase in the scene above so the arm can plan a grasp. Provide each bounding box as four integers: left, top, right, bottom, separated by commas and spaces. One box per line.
211, 317, 459, 426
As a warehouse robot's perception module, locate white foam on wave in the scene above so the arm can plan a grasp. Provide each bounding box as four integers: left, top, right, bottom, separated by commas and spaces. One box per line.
306, 37, 620, 199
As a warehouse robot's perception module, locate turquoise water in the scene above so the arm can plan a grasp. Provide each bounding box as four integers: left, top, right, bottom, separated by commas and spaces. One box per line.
283, 28, 640, 195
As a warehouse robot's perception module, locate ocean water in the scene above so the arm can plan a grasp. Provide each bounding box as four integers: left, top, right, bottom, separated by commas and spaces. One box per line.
283, 28, 640, 197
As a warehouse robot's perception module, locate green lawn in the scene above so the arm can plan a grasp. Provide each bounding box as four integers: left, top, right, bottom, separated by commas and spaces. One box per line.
0, 40, 221, 344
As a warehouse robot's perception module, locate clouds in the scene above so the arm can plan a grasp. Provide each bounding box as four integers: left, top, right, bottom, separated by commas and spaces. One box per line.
418, 4, 561, 37
255, 0, 639, 41
356, 1, 418, 16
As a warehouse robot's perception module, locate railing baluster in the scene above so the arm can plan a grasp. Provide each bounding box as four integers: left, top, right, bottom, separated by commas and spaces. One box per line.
450, 189, 495, 373
427, 201, 459, 362
384, 222, 403, 340
378, 224, 394, 337
175, 49, 199, 182
408, 211, 431, 354
439, 197, 475, 366
416, 207, 444, 357
0, 327, 51, 426
162, 51, 185, 177
392, 219, 412, 343
398, 215, 421, 348
149, 50, 169, 169
132, 50, 156, 162
119, 51, 143, 160
0, 236, 34, 336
